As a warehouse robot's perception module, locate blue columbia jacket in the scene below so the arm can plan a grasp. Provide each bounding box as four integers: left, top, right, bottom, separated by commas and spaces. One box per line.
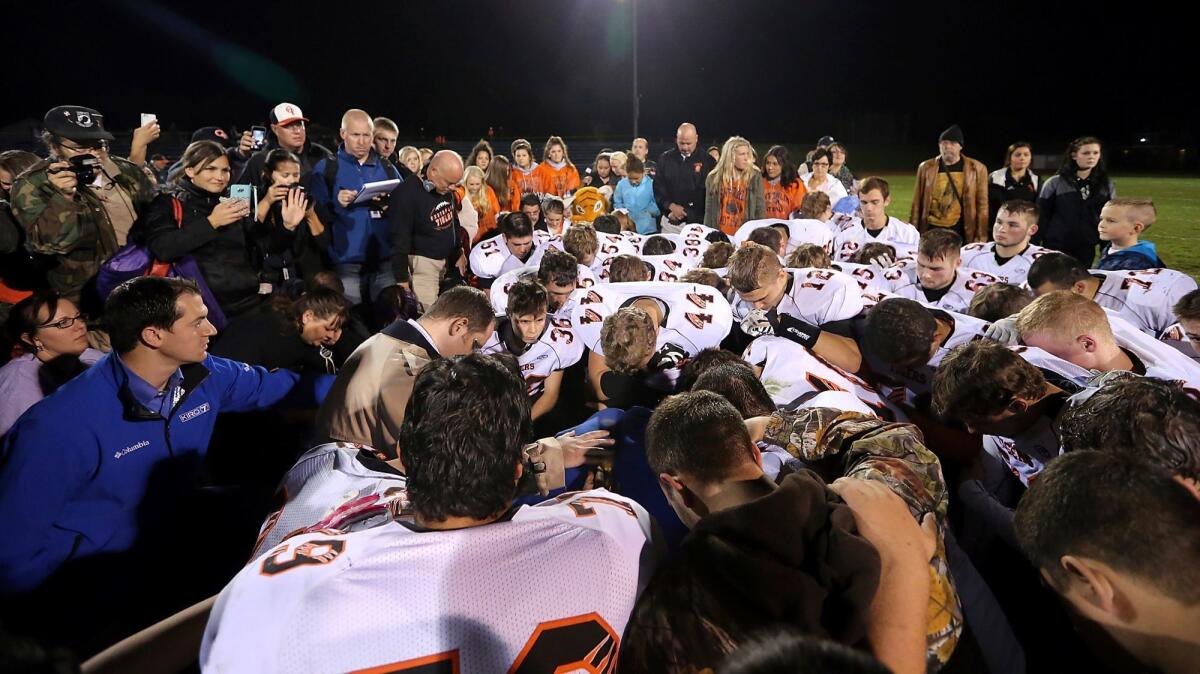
0, 353, 298, 593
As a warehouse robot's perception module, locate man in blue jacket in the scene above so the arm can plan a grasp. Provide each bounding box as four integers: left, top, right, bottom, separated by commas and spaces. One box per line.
0, 276, 298, 651
309, 108, 402, 305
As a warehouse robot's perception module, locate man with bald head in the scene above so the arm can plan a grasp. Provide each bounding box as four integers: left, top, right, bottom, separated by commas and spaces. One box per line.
310, 109, 403, 304
654, 122, 717, 233
390, 150, 466, 308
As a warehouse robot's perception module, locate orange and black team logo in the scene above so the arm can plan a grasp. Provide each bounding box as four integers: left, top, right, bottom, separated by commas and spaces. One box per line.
508, 613, 620, 674
260, 539, 346, 576
581, 290, 604, 305
685, 312, 713, 330
579, 309, 604, 325
686, 292, 714, 308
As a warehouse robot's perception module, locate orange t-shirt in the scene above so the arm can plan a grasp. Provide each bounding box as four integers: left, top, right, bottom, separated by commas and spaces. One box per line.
533, 162, 581, 197
763, 177, 807, 220
510, 164, 541, 201
718, 178, 750, 235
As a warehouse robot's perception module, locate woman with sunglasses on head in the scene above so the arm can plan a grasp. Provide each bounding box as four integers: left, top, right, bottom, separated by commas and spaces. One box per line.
0, 291, 103, 437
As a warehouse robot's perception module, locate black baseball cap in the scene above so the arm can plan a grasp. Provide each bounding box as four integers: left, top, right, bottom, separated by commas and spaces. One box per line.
817, 135, 836, 147
43, 105, 114, 143
192, 126, 232, 146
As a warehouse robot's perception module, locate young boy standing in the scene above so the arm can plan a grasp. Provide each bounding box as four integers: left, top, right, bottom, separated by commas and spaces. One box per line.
1096, 198, 1165, 271
613, 156, 660, 235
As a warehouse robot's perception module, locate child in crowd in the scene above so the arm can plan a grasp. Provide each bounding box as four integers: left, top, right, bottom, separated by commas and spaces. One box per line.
1096, 198, 1165, 270
613, 156, 660, 235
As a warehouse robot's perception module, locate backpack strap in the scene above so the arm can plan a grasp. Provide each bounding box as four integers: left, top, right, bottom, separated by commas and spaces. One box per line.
171, 196, 183, 227
380, 157, 399, 181
148, 196, 183, 276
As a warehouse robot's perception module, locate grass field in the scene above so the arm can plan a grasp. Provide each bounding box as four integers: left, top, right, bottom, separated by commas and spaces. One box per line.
872, 174, 1200, 279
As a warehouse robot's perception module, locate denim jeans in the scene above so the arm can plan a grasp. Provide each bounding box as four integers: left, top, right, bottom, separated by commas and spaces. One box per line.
335, 262, 395, 305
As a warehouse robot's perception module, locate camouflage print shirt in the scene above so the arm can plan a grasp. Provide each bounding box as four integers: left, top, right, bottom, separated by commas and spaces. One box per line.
762, 407, 964, 671
9, 155, 153, 301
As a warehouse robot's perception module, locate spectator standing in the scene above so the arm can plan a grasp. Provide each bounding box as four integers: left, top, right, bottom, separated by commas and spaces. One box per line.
911, 124, 989, 243
235, 102, 333, 193
397, 146, 422, 176
582, 151, 617, 190
167, 126, 255, 183
371, 117, 400, 168
613, 156, 660, 235
308, 110, 402, 305
148, 154, 171, 184
533, 136, 581, 197
802, 148, 849, 206
467, 139, 494, 172
761, 145, 807, 219
508, 139, 540, 199
654, 122, 717, 232
0, 151, 43, 301
828, 142, 857, 194
389, 150, 466, 309
485, 154, 516, 212
630, 136, 657, 178
10, 106, 154, 303
457, 166, 501, 243
144, 141, 264, 318
1035, 136, 1114, 265
0, 291, 102, 437
704, 136, 765, 235
250, 150, 328, 291
988, 142, 1040, 226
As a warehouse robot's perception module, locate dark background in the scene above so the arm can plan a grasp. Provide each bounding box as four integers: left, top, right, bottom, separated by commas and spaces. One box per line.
5, 0, 1197, 170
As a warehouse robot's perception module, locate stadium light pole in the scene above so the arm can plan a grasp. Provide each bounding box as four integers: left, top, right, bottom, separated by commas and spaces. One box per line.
632, 0, 639, 138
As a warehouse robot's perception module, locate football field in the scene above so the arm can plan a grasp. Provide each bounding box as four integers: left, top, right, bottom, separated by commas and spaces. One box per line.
874, 174, 1200, 278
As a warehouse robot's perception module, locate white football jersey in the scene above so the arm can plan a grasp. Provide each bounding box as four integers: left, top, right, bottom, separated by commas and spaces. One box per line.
744, 336, 907, 422
959, 242, 1051, 285
833, 262, 906, 293
572, 281, 733, 389
468, 236, 532, 280
891, 268, 1000, 313
1158, 322, 1200, 363
252, 443, 409, 558
202, 490, 656, 674
731, 218, 833, 255
1106, 311, 1200, 387
832, 217, 921, 262
489, 264, 598, 318
482, 317, 585, 398
826, 212, 859, 236
1089, 268, 1198, 336
731, 268, 865, 327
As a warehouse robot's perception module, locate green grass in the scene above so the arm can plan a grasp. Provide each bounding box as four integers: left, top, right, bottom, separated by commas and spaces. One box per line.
872, 174, 1200, 278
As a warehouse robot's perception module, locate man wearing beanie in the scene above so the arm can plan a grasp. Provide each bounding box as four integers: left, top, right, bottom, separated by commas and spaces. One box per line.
910, 124, 989, 243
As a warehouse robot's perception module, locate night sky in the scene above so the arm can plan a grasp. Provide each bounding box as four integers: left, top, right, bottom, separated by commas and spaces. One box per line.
6, 0, 1197, 164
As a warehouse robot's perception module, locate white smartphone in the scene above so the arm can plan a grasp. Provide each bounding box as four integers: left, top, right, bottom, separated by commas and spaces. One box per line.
140, 113, 157, 127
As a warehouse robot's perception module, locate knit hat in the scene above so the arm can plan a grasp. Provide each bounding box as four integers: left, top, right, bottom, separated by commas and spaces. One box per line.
938, 125, 964, 145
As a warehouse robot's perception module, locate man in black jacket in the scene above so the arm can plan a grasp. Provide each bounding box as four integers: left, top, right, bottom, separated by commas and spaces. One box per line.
235, 102, 333, 193
653, 122, 717, 232
389, 150, 465, 309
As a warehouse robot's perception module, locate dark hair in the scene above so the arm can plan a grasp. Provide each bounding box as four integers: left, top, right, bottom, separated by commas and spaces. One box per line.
810, 148, 833, 166
863, 298, 937, 368
967, 283, 1033, 322
519, 192, 541, 210
693, 363, 776, 418
272, 286, 349, 335
372, 284, 419, 329
400, 354, 532, 522
787, 243, 833, 269
998, 199, 1039, 223
467, 139, 494, 169
858, 176, 890, 199
592, 214, 621, 235
1004, 141, 1033, 167
175, 140, 226, 185
642, 236, 676, 256
626, 155, 645, 175
1014, 451, 1200, 603
422, 286, 495, 334
645, 390, 759, 483
764, 145, 799, 188
485, 155, 511, 206
918, 228, 962, 260
676, 347, 745, 392
1026, 252, 1090, 290
592, 151, 611, 175
701, 241, 736, 269
105, 277, 202, 354
311, 270, 345, 295
931, 341, 1047, 424
747, 227, 784, 254
1059, 376, 1200, 480
0, 149, 40, 190
7, 290, 68, 347
510, 138, 533, 159
499, 211, 533, 239
1174, 288, 1200, 322
1057, 136, 1107, 182
506, 279, 548, 318
542, 135, 572, 166
542, 196, 565, 216
848, 242, 896, 265
537, 249, 580, 287
719, 630, 889, 674
259, 149, 302, 188
608, 254, 651, 283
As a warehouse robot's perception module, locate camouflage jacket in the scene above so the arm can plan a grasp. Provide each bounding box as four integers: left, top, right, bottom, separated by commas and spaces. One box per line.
9, 156, 153, 299
763, 408, 964, 671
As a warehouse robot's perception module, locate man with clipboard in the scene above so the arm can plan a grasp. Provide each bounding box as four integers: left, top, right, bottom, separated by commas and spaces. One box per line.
309, 109, 403, 305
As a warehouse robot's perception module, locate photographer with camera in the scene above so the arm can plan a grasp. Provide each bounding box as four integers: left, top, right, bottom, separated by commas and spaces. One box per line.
9, 106, 154, 305
235, 102, 333, 195
250, 149, 329, 292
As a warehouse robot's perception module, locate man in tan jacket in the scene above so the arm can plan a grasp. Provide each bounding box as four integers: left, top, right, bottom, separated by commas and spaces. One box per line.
910, 125, 989, 243
314, 286, 496, 456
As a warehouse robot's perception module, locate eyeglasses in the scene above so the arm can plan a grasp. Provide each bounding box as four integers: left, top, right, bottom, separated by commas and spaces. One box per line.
39, 313, 87, 330
59, 140, 108, 154
812, 161, 830, 167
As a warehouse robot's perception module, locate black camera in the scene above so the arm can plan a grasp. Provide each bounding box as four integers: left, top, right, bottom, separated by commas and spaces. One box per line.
68, 155, 102, 185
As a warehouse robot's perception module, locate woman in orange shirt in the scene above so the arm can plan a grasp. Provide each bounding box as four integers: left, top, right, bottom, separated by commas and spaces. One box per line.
762, 145, 806, 219
509, 138, 541, 199
458, 166, 501, 243
486, 155, 517, 213
533, 136, 581, 197
703, 136, 764, 235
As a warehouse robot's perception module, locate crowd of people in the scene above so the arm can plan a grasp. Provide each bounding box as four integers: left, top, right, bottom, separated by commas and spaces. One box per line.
0, 103, 1198, 674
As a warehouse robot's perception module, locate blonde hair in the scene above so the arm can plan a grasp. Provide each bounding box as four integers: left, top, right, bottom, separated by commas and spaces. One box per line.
1016, 291, 1113, 341
600, 307, 657, 374
707, 136, 757, 191
398, 146, 421, 168
609, 151, 628, 175
1105, 198, 1157, 231
612, 210, 635, 232
460, 166, 492, 217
